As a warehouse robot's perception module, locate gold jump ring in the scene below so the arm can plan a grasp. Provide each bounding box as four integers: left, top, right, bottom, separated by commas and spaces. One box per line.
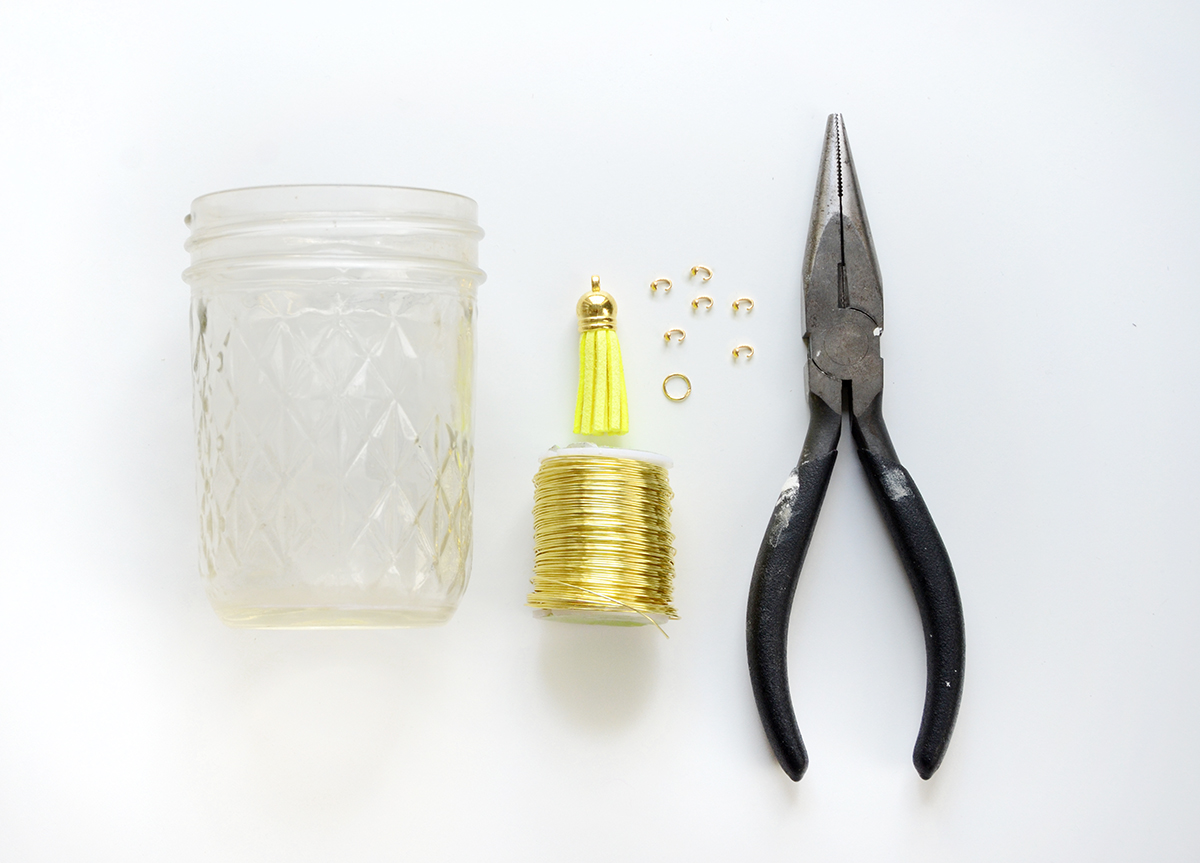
663, 373, 692, 401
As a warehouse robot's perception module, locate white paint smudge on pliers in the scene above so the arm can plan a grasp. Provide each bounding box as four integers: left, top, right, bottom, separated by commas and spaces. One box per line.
768, 467, 801, 547
881, 465, 912, 501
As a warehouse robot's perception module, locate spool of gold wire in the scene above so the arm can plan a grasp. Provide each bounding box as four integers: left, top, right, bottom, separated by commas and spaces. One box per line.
529, 446, 677, 629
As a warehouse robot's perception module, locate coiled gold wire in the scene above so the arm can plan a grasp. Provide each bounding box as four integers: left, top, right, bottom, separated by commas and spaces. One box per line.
529, 453, 677, 626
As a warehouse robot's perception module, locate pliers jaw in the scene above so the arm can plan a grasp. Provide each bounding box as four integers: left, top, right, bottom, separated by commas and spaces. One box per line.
803, 113, 886, 420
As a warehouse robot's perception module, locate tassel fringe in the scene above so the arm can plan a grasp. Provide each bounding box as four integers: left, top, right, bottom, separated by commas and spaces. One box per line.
574, 328, 628, 436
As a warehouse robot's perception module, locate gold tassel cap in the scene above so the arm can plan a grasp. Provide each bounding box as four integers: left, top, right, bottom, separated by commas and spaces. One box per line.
577, 276, 616, 332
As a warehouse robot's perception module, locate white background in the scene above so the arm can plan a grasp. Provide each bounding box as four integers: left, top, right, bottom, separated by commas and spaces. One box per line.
2, 1, 1198, 860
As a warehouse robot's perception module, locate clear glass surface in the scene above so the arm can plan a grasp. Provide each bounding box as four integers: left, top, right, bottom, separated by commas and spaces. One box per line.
186, 186, 482, 627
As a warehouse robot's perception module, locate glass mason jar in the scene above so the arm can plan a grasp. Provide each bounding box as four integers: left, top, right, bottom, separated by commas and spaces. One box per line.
184, 186, 484, 627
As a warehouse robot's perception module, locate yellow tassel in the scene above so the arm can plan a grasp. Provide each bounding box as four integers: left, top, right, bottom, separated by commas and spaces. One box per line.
573, 276, 629, 436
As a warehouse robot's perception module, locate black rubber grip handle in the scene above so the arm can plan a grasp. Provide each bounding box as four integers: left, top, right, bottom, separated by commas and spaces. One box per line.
853, 399, 965, 779
747, 393, 965, 781
746, 397, 841, 781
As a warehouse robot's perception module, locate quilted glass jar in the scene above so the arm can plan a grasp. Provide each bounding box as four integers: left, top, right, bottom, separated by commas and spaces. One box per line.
184, 186, 484, 627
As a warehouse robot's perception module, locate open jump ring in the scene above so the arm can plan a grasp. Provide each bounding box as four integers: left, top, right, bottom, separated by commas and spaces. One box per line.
662, 373, 692, 401
651, 278, 672, 292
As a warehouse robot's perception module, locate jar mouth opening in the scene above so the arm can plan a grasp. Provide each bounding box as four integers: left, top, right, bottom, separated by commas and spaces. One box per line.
184, 185, 484, 283
186, 185, 480, 230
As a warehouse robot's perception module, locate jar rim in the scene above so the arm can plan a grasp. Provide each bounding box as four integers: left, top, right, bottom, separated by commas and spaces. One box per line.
186, 184, 479, 230
184, 185, 484, 285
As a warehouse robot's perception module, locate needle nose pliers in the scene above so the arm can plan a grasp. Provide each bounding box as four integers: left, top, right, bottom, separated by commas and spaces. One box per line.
746, 114, 965, 781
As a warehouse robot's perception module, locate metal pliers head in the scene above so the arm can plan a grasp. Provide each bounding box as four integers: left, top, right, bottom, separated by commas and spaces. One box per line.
803, 113, 885, 420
